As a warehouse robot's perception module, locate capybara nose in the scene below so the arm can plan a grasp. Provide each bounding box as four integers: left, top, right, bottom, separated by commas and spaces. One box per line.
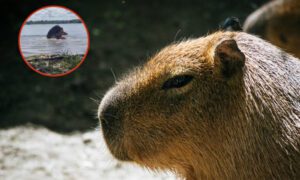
99, 104, 120, 131
98, 88, 124, 139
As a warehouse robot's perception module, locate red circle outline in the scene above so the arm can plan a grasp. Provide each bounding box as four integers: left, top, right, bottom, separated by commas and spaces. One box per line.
18, 5, 90, 78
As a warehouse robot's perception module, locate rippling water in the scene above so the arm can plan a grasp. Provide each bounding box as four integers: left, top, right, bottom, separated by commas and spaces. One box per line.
20, 24, 88, 57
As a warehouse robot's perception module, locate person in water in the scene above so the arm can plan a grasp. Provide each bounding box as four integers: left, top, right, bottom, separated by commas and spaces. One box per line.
46, 25, 68, 39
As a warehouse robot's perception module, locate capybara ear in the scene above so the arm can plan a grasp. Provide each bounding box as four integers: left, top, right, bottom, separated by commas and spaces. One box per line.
214, 39, 245, 78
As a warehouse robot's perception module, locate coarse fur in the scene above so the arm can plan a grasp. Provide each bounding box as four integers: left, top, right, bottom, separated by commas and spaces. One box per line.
98, 31, 300, 180
243, 0, 300, 58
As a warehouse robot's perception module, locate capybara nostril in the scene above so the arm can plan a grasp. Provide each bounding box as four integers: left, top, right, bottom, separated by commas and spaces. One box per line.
98, 86, 127, 144
100, 104, 119, 129
99, 103, 123, 140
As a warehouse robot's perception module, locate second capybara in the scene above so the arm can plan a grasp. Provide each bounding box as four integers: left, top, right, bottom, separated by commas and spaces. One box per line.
244, 0, 300, 58
98, 31, 300, 180
46, 25, 68, 39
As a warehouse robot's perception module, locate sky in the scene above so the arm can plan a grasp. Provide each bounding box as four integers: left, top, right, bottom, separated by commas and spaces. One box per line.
28, 7, 79, 21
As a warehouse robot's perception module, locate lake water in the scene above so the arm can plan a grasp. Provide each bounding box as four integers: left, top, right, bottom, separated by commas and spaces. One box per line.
20, 24, 88, 57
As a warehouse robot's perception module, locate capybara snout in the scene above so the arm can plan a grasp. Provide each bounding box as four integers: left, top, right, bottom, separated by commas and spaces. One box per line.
98, 87, 131, 161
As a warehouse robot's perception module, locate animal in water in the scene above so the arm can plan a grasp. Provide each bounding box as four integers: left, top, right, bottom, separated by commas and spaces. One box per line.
46, 25, 68, 39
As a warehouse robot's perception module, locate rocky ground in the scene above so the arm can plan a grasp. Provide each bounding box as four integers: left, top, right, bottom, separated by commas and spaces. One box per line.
0, 125, 176, 180
26, 54, 83, 74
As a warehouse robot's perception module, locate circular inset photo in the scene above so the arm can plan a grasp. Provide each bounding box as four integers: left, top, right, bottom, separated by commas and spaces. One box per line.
18, 5, 89, 77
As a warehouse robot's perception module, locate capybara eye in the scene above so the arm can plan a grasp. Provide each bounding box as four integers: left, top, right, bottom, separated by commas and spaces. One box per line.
162, 75, 194, 90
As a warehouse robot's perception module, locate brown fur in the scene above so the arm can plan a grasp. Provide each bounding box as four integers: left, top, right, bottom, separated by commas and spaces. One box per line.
243, 0, 300, 58
98, 31, 300, 180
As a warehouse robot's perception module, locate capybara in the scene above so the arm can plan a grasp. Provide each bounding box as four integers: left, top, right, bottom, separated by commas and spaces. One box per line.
46, 25, 68, 39
244, 0, 300, 58
98, 31, 300, 180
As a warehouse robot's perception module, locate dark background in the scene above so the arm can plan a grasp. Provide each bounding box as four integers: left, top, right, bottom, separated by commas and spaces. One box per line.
0, 0, 268, 132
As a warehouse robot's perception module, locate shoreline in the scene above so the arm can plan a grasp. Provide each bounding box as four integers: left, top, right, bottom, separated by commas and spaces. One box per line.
25, 54, 84, 74
26, 54, 84, 61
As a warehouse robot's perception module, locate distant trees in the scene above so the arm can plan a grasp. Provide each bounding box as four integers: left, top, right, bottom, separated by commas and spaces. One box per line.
26, 19, 82, 25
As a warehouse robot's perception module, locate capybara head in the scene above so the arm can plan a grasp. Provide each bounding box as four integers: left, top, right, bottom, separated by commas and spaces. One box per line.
98, 31, 246, 168
98, 31, 300, 179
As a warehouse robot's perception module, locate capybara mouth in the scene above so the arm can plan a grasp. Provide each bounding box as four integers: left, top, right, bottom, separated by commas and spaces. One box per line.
101, 129, 132, 161
101, 118, 132, 161
109, 146, 132, 161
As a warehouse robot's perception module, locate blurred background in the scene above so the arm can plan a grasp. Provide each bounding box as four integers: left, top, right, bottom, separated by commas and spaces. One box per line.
0, 0, 268, 179
1, 0, 268, 131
